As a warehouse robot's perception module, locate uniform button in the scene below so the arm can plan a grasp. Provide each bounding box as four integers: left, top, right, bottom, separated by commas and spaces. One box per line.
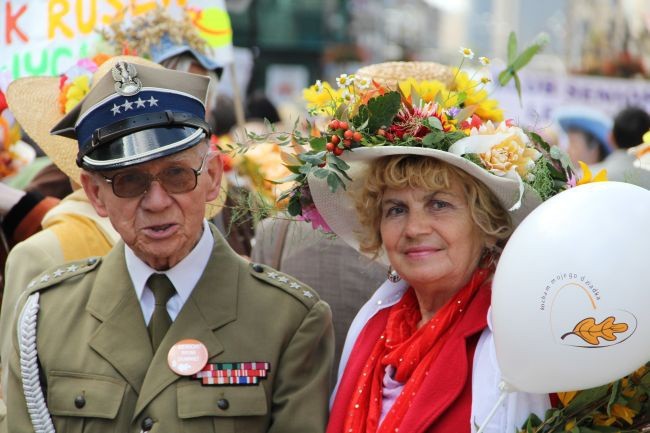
217, 398, 229, 410
251, 263, 264, 273
74, 395, 85, 409
141, 417, 154, 431
87, 257, 97, 266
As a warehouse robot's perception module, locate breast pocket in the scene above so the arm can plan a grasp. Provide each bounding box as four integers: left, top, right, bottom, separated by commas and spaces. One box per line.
177, 381, 269, 433
47, 371, 127, 433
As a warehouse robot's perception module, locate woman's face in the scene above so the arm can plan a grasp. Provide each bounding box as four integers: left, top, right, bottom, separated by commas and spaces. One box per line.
380, 181, 486, 293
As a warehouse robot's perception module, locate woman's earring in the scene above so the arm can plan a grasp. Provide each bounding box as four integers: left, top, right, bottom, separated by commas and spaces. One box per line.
387, 266, 401, 283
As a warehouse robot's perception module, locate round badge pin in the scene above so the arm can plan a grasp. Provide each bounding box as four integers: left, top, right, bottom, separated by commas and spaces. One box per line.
167, 339, 209, 376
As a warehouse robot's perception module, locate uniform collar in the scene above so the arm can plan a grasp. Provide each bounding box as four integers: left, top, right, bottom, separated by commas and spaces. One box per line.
125, 219, 213, 304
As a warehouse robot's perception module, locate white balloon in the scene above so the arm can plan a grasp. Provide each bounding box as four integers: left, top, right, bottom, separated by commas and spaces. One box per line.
492, 181, 650, 393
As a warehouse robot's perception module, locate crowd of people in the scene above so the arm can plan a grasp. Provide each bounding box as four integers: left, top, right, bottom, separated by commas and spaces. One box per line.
0, 6, 649, 433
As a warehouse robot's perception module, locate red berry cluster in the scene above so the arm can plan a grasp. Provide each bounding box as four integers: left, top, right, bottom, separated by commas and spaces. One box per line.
326, 119, 362, 156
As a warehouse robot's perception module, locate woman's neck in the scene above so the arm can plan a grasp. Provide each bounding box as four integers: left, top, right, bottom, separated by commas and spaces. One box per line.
412, 285, 459, 328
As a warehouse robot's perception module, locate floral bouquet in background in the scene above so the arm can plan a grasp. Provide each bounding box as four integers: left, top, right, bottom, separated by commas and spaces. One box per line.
519, 362, 650, 433
57, 54, 111, 115
245, 32, 572, 227
0, 72, 34, 179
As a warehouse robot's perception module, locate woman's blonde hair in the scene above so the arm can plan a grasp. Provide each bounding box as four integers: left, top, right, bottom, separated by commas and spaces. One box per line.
354, 155, 513, 255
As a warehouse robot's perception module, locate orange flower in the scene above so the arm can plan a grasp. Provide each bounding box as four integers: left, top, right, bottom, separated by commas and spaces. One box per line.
611, 403, 637, 424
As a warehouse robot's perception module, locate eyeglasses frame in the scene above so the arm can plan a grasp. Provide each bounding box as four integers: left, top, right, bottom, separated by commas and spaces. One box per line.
100, 151, 210, 198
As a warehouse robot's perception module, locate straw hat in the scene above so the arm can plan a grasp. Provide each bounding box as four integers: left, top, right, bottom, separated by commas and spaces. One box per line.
354, 61, 454, 88
297, 61, 569, 263
7, 55, 225, 218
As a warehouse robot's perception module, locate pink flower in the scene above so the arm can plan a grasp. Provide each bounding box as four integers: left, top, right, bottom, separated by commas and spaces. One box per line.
298, 204, 332, 233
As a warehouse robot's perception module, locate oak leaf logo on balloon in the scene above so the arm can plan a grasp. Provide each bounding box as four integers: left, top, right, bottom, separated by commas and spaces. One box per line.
561, 316, 629, 346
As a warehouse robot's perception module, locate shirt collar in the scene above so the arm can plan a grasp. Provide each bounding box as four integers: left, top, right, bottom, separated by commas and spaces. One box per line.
126, 220, 214, 303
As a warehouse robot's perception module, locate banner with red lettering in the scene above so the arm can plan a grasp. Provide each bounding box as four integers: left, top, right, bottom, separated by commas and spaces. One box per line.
0, 0, 232, 79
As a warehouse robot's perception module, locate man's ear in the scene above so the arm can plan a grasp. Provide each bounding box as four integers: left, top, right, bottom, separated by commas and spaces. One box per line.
204, 151, 224, 202
80, 171, 109, 217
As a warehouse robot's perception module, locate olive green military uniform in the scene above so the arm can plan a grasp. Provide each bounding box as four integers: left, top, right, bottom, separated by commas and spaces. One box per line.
5, 225, 334, 433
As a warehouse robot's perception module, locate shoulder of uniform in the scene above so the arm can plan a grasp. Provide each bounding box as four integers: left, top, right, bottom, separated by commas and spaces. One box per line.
247, 262, 319, 308
26, 256, 102, 294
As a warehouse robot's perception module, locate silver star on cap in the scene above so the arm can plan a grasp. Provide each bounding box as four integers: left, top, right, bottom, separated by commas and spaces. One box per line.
111, 103, 121, 116
134, 97, 146, 108
267, 272, 279, 279
302, 290, 314, 299
66, 264, 79, 273
122, 99, 134, 111
40, 274, 50, 283
148, 96, 158, 107
53, 269, 65, 277
28, 280, 36, 288
289, 282, 301, 290
277, 276, 289, 284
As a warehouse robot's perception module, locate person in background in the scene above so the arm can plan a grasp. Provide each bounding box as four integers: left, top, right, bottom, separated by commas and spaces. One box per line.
251, 217, 386, 380
554, 106, 613, 167
590, 106, 650, 183
3, 55, 333, 433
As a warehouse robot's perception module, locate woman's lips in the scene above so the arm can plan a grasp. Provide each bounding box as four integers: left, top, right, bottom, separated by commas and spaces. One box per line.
404, 246, 441, 258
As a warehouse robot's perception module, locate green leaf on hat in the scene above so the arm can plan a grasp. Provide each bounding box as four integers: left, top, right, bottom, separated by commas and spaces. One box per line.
326, 172, 345, 192
507, 31, 518, 64
310, 137, 327, 151
367, 91, 401, 133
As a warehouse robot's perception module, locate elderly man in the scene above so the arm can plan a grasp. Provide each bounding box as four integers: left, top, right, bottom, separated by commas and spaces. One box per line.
3, 57, 333, 433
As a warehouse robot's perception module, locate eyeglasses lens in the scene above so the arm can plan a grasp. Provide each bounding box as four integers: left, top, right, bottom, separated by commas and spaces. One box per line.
111, 166, 198, 198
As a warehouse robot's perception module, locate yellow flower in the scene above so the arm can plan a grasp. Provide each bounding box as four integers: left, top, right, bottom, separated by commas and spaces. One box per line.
474, 123, 541, 177
452, 70, 503, 122
593, 413, 617, 426
564, 418, 577, 431
242, 142, 294, 200
397, 78, 448, 104
303, 81, 339, 115
576, 161, 608, 185
64, 75, 90, 114
558, 391, 577, 406
610, 403, 637, 424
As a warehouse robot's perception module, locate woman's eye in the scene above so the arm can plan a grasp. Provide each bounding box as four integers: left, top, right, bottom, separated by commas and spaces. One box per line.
385, 206, 406, 217
429, 200, 449, 210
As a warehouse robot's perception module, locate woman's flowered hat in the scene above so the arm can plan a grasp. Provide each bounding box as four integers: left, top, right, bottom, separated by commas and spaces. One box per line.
266, 45, 574, 258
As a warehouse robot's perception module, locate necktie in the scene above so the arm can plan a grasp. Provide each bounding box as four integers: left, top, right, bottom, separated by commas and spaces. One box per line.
147, 273, 176, 352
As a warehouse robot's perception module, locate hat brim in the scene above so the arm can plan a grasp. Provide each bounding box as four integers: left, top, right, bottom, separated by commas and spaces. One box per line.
307, 146, 542, 264
6, 72, 225, 218
153, 44, 221, 71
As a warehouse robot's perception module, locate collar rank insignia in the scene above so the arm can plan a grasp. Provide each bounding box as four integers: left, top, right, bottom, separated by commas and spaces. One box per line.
192, 362, 271, 386
112, 61, 142, 96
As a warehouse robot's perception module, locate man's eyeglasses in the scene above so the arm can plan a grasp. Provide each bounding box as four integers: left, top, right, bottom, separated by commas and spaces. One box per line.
101, 152, 209, 198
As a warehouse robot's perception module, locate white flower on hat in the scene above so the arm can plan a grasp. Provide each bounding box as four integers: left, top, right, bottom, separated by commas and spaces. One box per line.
355, 76, 371, 90
451, 121, 541, 178
459, 47, 475, 59
315, 80, 324, 93
479, 56, 490, 66
336, 74, 354, 88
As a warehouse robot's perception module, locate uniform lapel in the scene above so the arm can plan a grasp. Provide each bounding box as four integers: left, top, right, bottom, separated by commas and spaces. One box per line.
87, 243, 153, 394
133, 227, 239, 419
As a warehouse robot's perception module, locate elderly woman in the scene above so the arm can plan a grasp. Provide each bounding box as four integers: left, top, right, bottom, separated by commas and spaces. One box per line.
291, 61, 572, 433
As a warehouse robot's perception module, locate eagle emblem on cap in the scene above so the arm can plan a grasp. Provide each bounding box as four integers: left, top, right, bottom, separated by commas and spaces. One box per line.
112, 61, 142, 96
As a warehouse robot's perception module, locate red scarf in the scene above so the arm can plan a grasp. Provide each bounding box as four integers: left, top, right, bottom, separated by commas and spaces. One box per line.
343, 267, 491, 433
